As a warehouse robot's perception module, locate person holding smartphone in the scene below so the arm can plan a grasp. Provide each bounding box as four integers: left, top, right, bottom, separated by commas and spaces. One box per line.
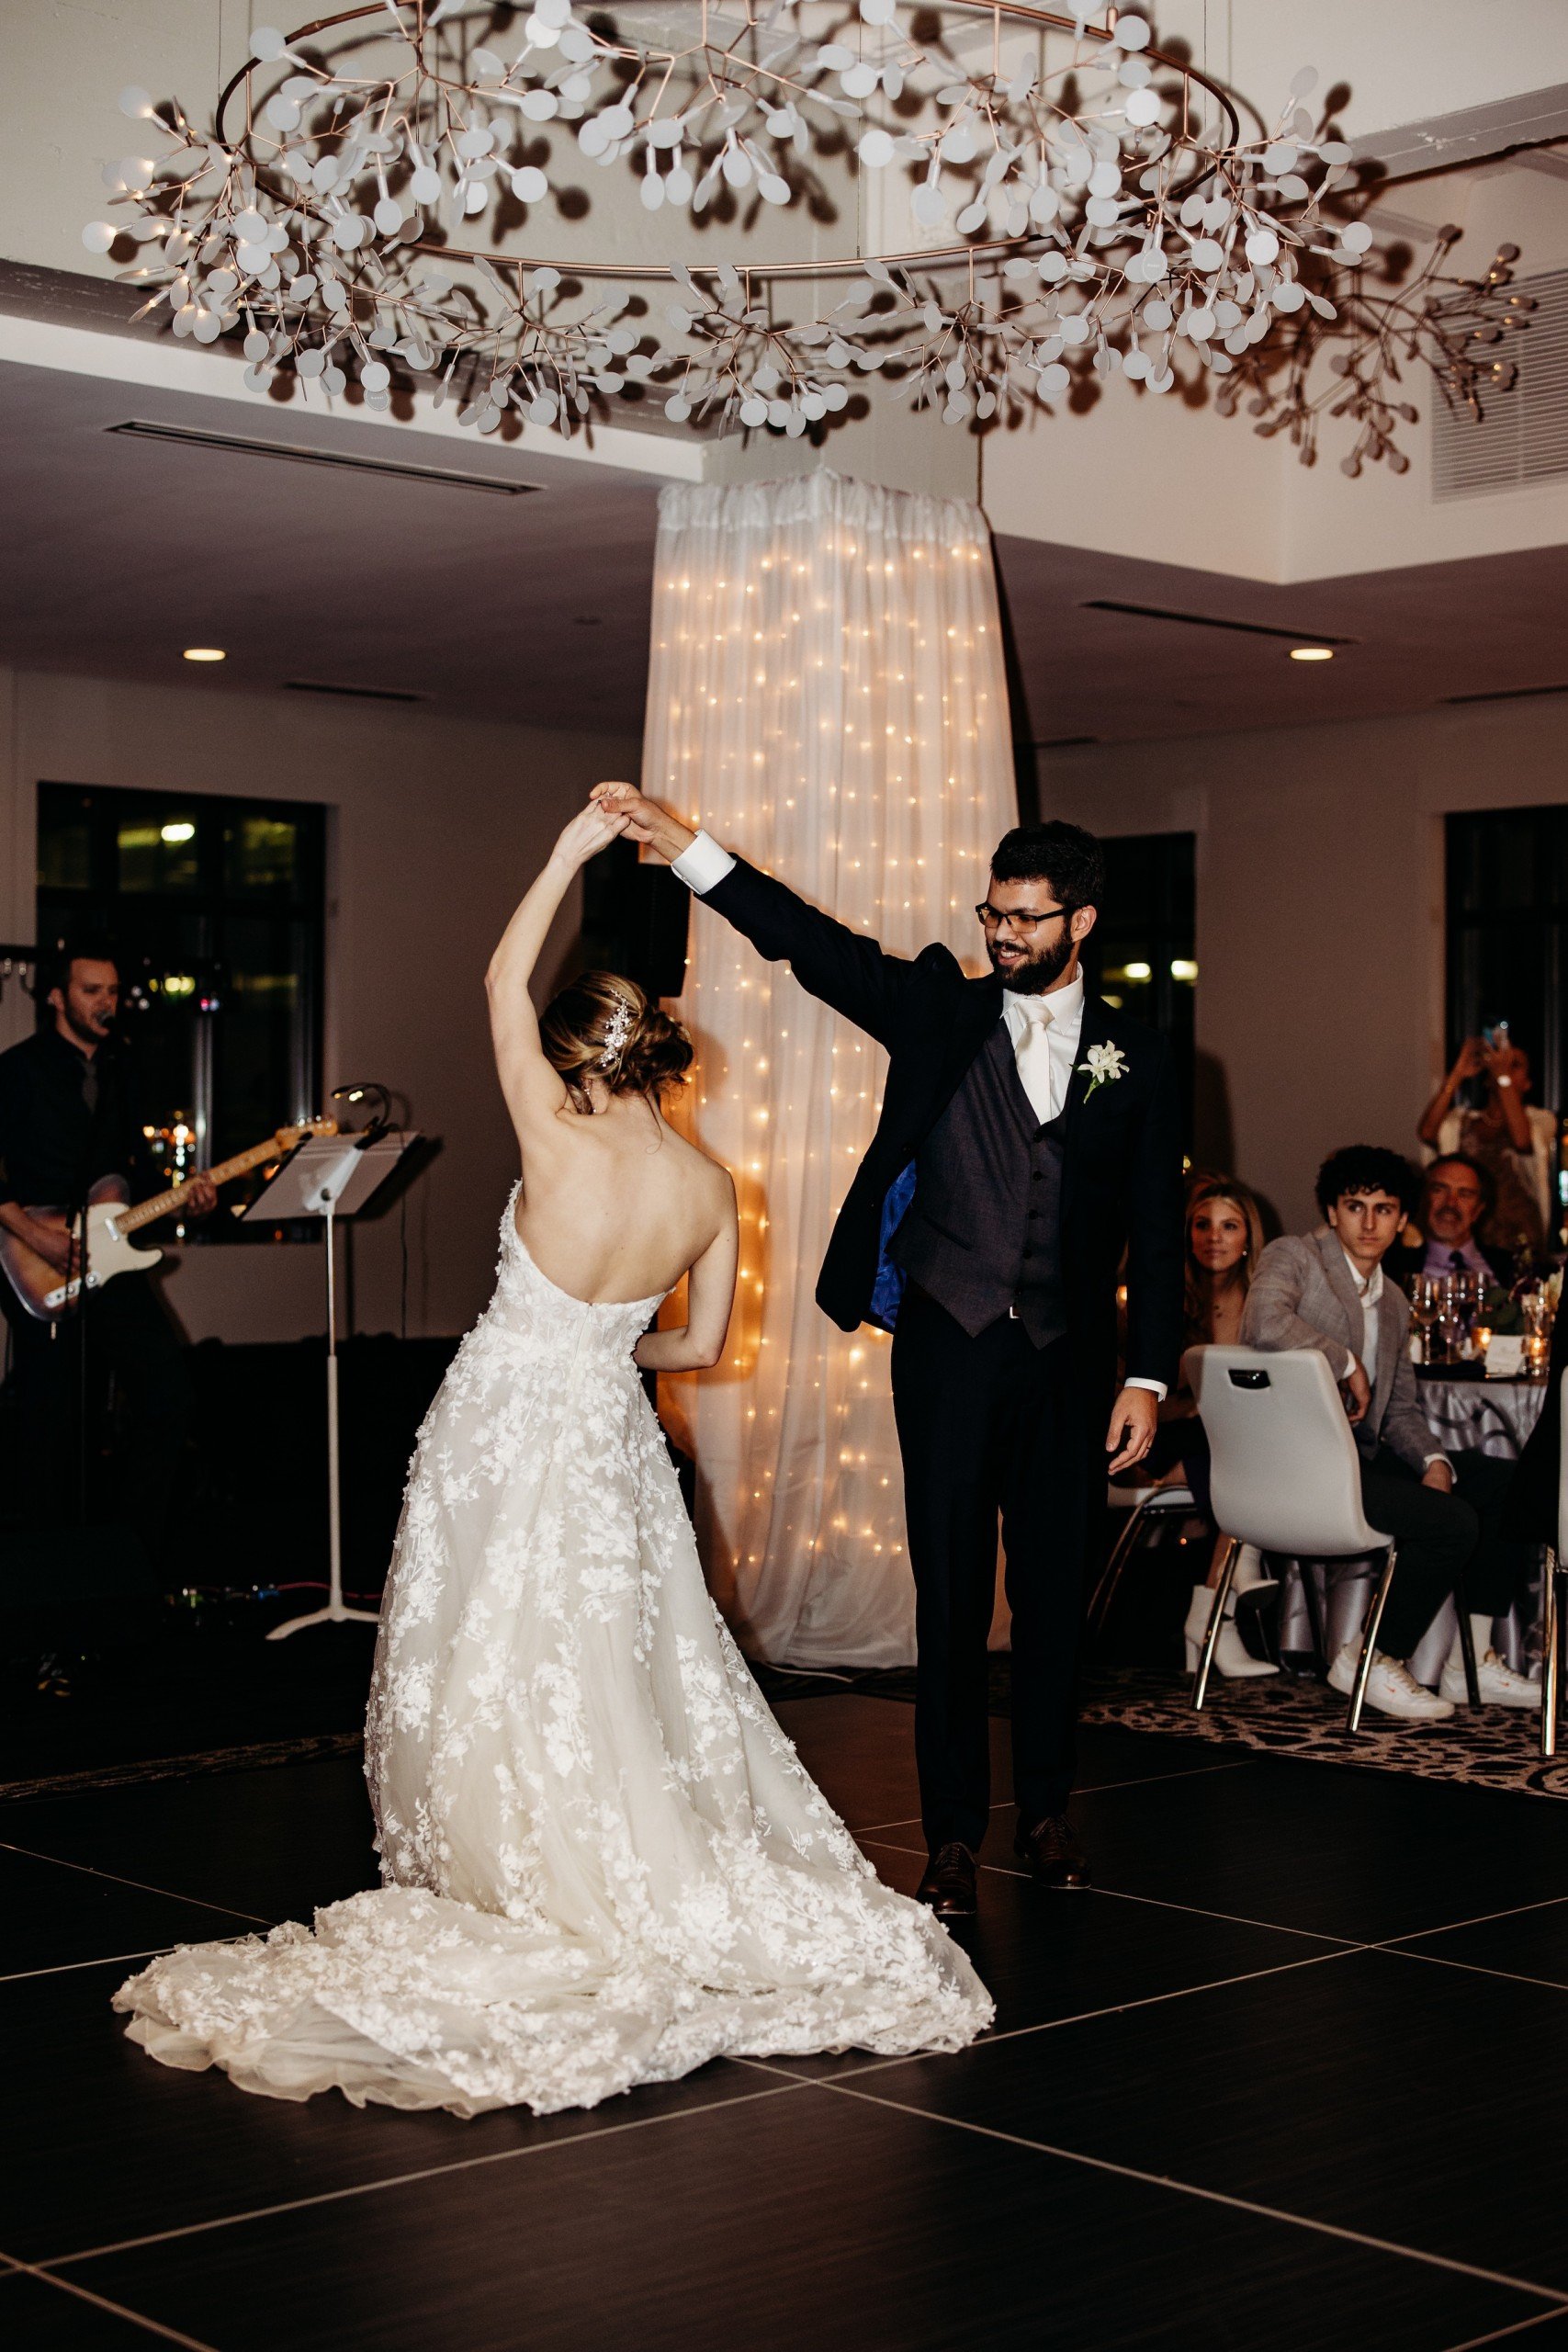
1416, 1027, 1554, 1260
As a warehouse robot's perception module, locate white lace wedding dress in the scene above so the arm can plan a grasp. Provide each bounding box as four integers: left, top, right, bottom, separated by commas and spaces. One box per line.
115, 1193, 991, 2116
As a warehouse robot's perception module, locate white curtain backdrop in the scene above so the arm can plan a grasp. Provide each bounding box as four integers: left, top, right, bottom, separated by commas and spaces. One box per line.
642, 469, 1016, 1667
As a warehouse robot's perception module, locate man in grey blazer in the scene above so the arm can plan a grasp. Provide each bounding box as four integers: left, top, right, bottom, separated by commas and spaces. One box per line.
1241, 1146, 1537, 1720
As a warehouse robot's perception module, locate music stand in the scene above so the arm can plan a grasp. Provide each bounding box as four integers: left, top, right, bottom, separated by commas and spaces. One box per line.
242, 1132, 420, 1640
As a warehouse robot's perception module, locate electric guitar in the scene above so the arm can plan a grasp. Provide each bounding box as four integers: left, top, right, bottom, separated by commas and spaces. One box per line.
0, 1119, 338, 1321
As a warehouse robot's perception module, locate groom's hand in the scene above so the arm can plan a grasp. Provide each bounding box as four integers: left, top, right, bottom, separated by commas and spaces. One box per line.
1105, 1385, 1157, 1474
591, 784, 697, 865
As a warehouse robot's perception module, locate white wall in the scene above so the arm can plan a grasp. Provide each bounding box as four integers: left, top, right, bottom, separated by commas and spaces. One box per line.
1037, 696, 1568, 1234
0, 666, 640, 1341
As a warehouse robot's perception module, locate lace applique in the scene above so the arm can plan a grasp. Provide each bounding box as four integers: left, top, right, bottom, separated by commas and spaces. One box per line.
116, 1189, 991, 2115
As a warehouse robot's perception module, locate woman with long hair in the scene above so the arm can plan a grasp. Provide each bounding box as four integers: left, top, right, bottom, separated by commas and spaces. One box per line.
115, 799, 990, 2115
1171, 1176, 1279, 1680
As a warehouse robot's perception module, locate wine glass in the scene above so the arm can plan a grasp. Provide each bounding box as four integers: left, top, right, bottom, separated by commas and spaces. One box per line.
1408, 1275, 1440, 1366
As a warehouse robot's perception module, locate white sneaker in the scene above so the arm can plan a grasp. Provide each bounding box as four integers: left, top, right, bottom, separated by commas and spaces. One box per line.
1439, 1649, 1542, 1710
1327, 1644, 1456, 1722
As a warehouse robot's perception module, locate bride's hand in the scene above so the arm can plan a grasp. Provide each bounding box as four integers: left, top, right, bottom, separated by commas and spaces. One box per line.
591, 784, 694, 864
552, 799, 628, 871
592, 782, 657, 839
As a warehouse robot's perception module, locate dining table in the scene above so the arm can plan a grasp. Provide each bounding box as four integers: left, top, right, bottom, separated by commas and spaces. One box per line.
1414, 1367, 1550, 1460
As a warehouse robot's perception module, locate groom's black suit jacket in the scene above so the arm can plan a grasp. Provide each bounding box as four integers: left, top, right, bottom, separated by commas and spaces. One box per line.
701, 855, 1185, 1396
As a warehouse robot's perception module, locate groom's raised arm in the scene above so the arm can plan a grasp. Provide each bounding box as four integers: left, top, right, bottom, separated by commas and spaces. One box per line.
595, 786, 919, 1048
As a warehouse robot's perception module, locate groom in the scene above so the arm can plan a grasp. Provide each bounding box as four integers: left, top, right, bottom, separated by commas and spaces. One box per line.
598, 786, 1184, 1917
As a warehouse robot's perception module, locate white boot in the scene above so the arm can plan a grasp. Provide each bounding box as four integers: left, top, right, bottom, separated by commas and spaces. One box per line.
1184, 1584, 1280, 1679
1232, 1544, 1277, 1596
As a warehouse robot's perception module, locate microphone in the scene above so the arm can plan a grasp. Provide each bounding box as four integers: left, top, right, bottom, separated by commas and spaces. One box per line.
331, 1080, 391, 1147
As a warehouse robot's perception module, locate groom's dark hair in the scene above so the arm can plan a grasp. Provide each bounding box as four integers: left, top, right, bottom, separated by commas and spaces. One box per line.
990, 820, 1105, 913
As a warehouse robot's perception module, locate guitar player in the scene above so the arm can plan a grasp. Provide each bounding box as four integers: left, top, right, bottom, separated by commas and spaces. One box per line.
0, 940, 216, 1548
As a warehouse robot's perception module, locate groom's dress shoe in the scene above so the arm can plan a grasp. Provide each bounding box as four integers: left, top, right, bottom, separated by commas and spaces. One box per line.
1014, 1815, 1090, 1890
917, 1842, 978, 1919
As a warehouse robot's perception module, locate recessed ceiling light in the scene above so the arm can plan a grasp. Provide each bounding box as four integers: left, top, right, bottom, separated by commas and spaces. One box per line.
183, 646, 226, 662
1288, 645, 1335, 663
161, 821, 196, 843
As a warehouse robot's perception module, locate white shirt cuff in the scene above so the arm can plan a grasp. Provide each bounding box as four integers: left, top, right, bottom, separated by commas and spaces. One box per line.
1124, 1378, 1168, 1400
671, 831, 736, 896
1423, 1452, 1451, 1473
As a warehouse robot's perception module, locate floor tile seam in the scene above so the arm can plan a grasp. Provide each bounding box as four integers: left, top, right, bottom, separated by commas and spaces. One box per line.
0, 1840, 275, 1928
849, 1758, 1250, 1833
1443, 2307, 1568, 2350
0, 1946, 221, 1989
1369, 1892, 1568, 1946
852, 1838, 1362, 1947
33, 2075, 818, 2272
733, 1948, 1363, 2088
1372, 1944, 1568, 2000
803, 2081, 1568, 2307
0, 2256, 219, 2350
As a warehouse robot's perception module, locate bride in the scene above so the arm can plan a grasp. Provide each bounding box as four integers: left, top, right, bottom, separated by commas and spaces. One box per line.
115, 798, 992, 2116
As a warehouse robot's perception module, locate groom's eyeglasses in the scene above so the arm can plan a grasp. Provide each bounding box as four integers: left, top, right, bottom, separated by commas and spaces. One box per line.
976, 901, 1067, 936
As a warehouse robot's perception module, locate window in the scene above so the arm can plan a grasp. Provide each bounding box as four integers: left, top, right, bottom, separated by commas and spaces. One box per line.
1085, 831, 1196, 1139
37, 782, 325, 1231
1447, 807, 1566, 1115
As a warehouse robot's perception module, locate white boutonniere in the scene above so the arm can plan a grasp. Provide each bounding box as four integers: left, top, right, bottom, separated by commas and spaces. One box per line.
1078, 1041, 1128, 1097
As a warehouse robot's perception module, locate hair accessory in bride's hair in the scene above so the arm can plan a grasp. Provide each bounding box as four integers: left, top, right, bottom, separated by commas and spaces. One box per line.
598, 995, 635, 1072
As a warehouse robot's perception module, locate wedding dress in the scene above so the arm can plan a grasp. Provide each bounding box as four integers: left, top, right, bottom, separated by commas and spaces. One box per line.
115, 1192, 991, 2116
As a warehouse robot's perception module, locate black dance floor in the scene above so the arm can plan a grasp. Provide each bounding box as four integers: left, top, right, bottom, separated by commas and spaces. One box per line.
5, 1696, 1568, 2350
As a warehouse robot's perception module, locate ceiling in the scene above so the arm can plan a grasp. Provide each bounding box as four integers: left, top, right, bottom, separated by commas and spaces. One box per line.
2, 344, 1567, 749
0, 356, 666, 736
994, 533, 1568, 748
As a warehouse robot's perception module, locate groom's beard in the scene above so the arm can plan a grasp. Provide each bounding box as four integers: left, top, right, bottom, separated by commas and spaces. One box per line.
990, 925, 1077, 995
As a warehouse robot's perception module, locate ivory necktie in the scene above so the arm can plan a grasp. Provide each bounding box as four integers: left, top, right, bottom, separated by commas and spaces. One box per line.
1013, 1000, 1055, 1125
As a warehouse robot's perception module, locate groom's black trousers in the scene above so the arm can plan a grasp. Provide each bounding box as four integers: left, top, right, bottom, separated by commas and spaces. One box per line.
891, 1283, 1097, 1853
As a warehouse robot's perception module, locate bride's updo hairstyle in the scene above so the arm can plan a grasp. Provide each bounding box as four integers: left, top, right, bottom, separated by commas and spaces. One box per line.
540, 970, 694, 1112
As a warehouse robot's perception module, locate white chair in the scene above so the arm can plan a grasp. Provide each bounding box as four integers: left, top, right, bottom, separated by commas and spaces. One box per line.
1087, 1478, 1197, 1641
1541, 1377, 1568, 1760
1186, 1344, 1478, 1732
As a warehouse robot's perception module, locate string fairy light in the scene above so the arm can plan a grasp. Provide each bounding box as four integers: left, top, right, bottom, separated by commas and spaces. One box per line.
645, 471, 1010, 1668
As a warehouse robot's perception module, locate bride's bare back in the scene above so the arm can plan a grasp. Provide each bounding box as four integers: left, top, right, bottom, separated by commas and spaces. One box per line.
515, 1093, 730, 1308
484, 801, 738, 1371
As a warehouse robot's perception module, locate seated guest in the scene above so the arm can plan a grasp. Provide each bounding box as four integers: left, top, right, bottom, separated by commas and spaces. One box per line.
1164, 1176, 1278, 1680
1241, 1146, 1538, 1720
1386, 1154, 1513, 1289
1417, 1036, 1555, 1261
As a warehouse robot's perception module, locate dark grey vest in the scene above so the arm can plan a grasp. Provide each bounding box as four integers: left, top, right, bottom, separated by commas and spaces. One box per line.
890, 1020, 1067, 1350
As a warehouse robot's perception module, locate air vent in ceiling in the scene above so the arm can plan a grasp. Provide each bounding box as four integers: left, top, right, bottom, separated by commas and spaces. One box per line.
107, 419, 540, 497
1444, 681, 1568, 706
1431, 265, 1568, 499
285, 679, 429, 704
1031, 734, 1101, 748
1079, 598, 1354, 645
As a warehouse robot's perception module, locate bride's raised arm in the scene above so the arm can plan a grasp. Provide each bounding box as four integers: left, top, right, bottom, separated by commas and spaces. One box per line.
485, 799, 627, 1142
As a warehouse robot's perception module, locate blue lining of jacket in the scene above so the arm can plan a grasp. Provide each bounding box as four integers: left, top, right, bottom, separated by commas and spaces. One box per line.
866, 1160, 918, 1334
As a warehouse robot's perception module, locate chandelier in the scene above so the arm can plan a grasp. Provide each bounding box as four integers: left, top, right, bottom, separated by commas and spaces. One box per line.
85, 3, 1531, 470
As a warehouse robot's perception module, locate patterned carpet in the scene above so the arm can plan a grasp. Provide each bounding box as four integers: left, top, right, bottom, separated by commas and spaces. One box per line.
753, 1660, 1568, 1802
5, 1665, 1560, 1805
